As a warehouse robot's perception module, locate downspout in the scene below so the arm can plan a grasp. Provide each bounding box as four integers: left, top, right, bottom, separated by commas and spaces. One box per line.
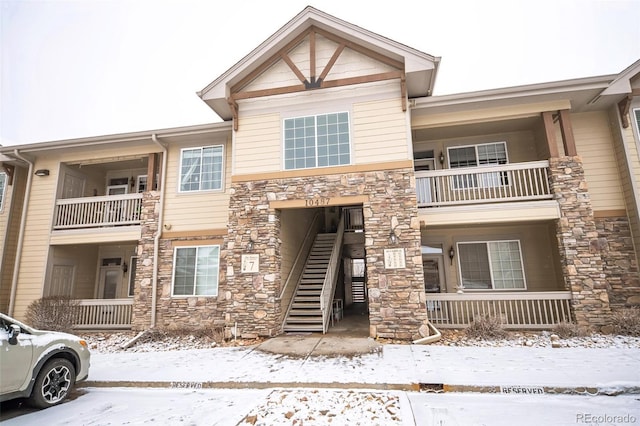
412, 319, 442, 345
8, 150, 34, 316
150, 134, 168, 328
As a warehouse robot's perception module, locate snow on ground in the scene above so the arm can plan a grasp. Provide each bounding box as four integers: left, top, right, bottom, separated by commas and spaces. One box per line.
3, 388, 639, 426
2, 330, 640, 425
82, 329, 640, 353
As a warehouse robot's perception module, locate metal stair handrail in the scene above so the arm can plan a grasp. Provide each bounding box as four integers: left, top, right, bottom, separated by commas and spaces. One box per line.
320, 216, 345, 333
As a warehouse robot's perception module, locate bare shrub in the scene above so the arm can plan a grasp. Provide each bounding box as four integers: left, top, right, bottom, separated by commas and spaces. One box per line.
552, 321, 589, 338
610, 308, 640, 337
464, 315, 507, 340
25, 296, 79, 333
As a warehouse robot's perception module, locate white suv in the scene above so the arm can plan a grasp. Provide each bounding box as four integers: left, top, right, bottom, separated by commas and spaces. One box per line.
0, 313, 90, 408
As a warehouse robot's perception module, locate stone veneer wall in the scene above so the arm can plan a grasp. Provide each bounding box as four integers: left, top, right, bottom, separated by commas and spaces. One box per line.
549, 156, 611, 328
226, 168, 430, 340
131, 191, 160, 330
595, 216, 640, 308
132, 191, 228, 331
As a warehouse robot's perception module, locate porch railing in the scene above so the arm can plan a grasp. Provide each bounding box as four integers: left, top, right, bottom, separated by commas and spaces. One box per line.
424, 291, 572, 329
54, 193, 143, 230
73, 299, 133, 330
320, 216, 345, 333
416, 160, 552, 207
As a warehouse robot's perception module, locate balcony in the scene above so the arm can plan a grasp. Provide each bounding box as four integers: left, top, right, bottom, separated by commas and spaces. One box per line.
416, 160, 552, 207
53, 193, 143, 230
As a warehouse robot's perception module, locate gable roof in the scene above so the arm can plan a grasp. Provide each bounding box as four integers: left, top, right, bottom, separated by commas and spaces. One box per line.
198, 6, 440, 121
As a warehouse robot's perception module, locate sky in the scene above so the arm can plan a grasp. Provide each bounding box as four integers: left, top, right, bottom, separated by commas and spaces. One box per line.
1, 0, 639, 146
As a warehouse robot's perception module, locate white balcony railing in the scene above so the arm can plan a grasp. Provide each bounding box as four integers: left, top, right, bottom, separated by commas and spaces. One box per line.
54, 193, 143, 230
73, 299, 133, 330
425, 291, 572, 329
416, 161, 552, 207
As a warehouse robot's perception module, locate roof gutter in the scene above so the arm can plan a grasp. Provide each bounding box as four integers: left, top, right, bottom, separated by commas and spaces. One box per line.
150, 134, 168, 328
8, 150, 34, 316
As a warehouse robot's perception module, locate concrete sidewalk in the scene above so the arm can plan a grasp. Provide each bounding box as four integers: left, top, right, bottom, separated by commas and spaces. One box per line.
82, 335, 640, 396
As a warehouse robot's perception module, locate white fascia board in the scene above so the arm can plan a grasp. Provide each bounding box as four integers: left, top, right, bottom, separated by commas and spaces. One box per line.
198, 7, 439, 103
0, 122, 231, 154
414, 75, 614, 110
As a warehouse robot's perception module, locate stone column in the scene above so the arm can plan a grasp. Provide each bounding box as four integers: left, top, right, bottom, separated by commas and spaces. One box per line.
364, 169, 429, 340
225, 181, 282, 338
549, 157, 611, 328
131, 191, 160, 330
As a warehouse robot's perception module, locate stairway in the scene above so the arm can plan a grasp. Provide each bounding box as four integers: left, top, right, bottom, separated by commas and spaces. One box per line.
283, 233, 337, 333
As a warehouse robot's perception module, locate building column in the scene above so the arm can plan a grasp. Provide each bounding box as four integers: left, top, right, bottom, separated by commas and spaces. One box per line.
364, 169, 429, 340
131, 191, 160, 330
549, 157, 611, 329
225, 181, 282, 338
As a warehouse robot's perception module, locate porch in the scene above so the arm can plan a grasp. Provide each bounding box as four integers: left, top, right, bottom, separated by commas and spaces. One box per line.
73, 299, 133, 330
415, 160, 552, 207
53, 193, 143, 230
424, 292, 572, 329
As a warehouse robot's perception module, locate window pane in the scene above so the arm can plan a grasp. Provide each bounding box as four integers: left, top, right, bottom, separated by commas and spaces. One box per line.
173, 248, 196, 295
458, 243, 491, 289
180, 149, 202, 191
449, 147, 477, 168
195, 246, 219, 296
489, 241, 525, 289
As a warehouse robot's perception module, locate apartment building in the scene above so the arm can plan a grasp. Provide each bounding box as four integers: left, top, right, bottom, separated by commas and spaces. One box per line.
1, 7, 639, 340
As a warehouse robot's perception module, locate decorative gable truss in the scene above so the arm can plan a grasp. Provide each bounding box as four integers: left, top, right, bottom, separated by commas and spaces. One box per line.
227, 26, 406, 130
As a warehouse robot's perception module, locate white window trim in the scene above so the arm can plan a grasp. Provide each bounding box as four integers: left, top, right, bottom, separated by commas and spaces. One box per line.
447, 141, 509, 168
632, 108, 640, 159
0, 172, 6, 212
178, 145, 225, 193
282, 111, 352, 171
456, 239, 527, 291
128, 256, 138, 297
171, 245, 220, 297
447, 142, 509, 190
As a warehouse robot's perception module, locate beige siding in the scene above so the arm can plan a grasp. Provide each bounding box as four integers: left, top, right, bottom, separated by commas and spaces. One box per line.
0, 168, 26, 312
352, 98, 409, 163
50, 245, 99, 299
163, 137, 231, 231
572, 111, 625, 211
423, 222, 563, 293
235, 82, 408, 175
13, 158, 59, 319
414, 130, 540, 166
234, 113, 282, 175
280, 208, 320, 286
612, 106, 640, 262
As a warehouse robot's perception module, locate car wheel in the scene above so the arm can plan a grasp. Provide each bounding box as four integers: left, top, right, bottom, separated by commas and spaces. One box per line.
29, 358, 76, 408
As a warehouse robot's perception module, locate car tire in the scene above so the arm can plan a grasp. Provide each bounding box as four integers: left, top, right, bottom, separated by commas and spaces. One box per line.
28, 358, 76, 409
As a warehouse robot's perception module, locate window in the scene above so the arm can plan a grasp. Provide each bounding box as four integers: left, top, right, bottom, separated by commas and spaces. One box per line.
284, 112, 350, 170
0, 172, 6, 211
457, 240, 525, 290
448, 142, 508, 188
172, 245, 220, 296
635, 109, 640, 139
180, 146, 224, 192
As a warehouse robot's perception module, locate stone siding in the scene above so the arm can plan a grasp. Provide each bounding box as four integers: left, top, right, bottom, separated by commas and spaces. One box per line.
131, 191, 160, 330
595, 216, 640, 309
226, 168, 429, 340
549, 156, 611, 328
